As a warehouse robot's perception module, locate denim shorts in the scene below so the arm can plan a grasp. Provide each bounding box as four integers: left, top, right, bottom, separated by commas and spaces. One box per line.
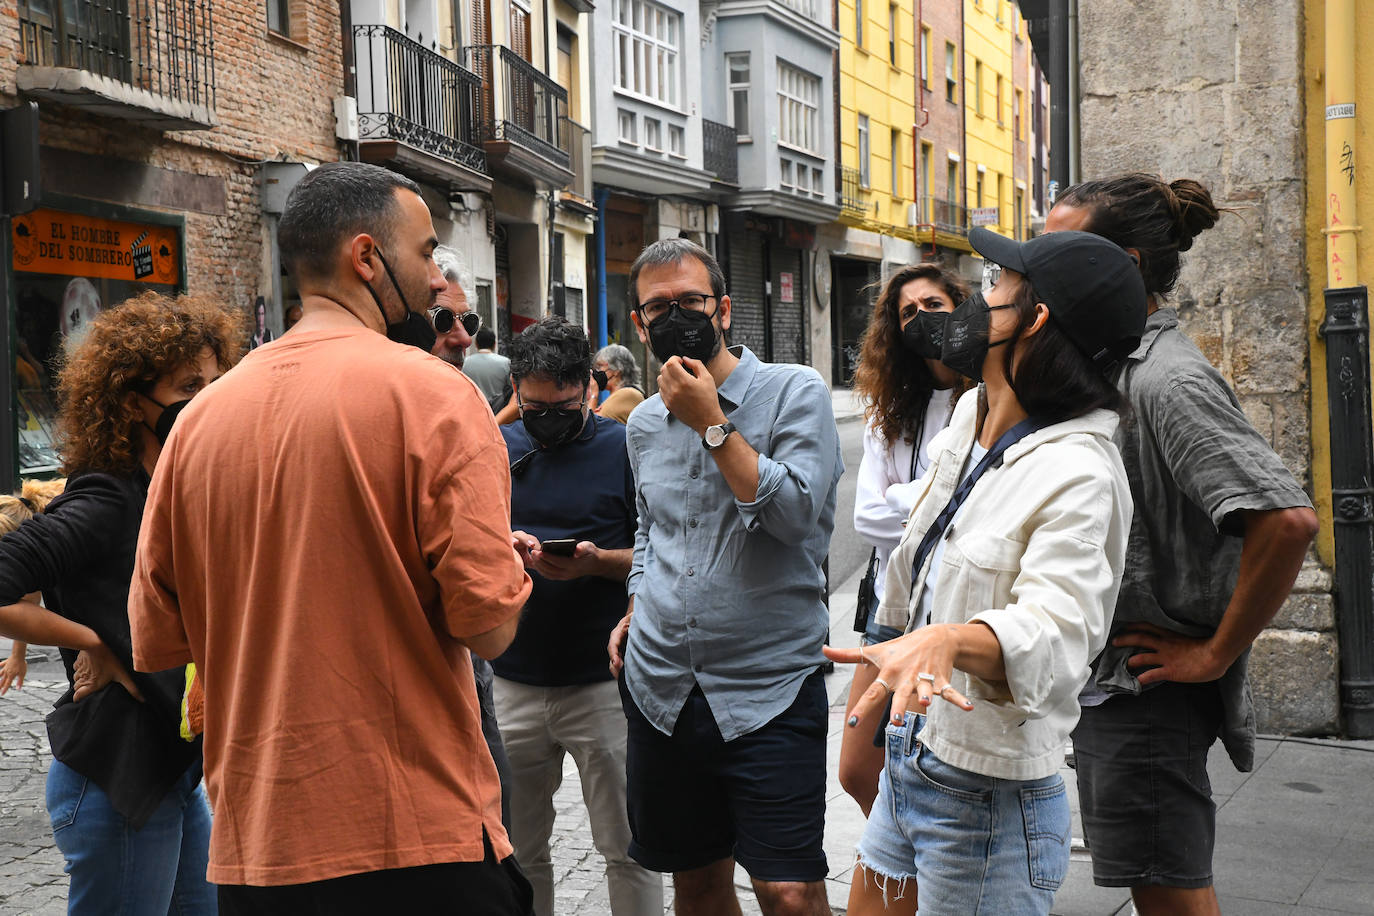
856, 714, 1071, 916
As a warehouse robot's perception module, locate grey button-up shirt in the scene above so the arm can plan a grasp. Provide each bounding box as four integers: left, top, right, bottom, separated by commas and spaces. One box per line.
1087, 308, 1313, 770
623, 346, 843, 741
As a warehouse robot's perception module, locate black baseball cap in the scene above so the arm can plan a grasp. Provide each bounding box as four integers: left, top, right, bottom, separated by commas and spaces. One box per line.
969, 227, 1148, 373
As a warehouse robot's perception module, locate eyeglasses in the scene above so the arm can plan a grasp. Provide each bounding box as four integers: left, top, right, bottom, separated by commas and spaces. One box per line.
428, 306, 481, 336
516, 393, 586, 414
980, 261, 1003, 295
636, 292, 717, 324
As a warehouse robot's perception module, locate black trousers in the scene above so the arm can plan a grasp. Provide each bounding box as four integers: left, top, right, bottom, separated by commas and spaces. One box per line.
217, 831, 533, 916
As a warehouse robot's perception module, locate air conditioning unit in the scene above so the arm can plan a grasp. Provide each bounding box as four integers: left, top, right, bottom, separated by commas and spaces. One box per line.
907, 203, 921, 227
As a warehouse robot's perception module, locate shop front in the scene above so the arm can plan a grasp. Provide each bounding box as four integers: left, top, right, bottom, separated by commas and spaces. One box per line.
6, 196, 183, 483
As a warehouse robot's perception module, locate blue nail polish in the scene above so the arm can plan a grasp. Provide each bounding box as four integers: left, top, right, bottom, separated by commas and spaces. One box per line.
847, 715, 858, 727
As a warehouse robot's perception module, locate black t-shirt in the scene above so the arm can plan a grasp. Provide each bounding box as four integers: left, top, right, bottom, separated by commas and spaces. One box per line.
493, 414, 637, 686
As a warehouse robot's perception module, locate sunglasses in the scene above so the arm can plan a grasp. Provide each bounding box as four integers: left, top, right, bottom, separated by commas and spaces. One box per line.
428, 306, 481, 336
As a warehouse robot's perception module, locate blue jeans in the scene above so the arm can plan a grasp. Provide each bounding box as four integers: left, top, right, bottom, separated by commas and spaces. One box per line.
47, 758, 216, 915
856, 714, 1070, 916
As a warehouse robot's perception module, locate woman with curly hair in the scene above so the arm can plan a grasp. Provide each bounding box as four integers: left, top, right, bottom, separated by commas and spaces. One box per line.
0, 290, 241, 914
839, 262, 972, 816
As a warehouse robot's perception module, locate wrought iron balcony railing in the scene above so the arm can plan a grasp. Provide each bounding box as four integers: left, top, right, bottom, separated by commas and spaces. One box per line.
353, 25, 487, 175
918, 195, 969, 236
465, 45, 570, 172
841, 165, 868, 217
19, 0, 216, 111
703, 119, 738, 184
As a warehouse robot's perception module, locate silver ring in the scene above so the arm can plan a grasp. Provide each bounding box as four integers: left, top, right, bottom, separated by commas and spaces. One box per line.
917, 672, 936, 683
874, 677, 894, 694
936, 683, 952, 695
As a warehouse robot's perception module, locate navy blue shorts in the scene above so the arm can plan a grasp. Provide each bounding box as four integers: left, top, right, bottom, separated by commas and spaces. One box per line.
619, 671, 830, 883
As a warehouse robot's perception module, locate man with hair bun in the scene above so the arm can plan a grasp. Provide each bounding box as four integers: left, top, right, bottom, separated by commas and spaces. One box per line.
1048, 174, 1318, 916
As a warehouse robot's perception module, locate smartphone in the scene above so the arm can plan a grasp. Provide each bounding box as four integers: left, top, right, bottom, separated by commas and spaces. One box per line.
539, 538, 579, 557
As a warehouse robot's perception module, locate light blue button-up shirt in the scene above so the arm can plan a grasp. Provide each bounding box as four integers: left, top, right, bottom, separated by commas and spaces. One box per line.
623, 346, 843, 741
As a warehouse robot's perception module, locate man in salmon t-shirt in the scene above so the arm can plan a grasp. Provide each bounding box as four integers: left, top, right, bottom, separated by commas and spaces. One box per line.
128, 162, 535, 914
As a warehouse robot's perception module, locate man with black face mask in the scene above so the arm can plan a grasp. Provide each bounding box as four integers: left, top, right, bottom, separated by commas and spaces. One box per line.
607, 239, 843, 916
492, 316, 662, 916
129, 162, 534, 915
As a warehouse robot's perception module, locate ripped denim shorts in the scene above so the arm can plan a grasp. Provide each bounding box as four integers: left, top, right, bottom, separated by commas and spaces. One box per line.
854, 713, 1070, 916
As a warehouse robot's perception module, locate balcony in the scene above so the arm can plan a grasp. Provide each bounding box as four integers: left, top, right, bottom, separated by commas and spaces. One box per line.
703, 120, 738, 185
353, 25, 489, 192
17, 0, 216, 130
559, 119, 596, 215
918, 195, 969, 237
465, 45, 572, 189
840, 166, 869, 218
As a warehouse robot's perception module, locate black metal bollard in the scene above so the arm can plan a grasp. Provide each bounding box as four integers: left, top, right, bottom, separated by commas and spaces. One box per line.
1322, 285, 1374, 738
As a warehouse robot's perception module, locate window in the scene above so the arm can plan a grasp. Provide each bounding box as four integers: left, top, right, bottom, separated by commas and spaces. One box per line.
946, 159, 958, 203
920, 141, 932, 201
266, 0, 290, 36
644, 117, 662, 151
1015, 188, 1024, 240
857, 114, 870, 187
669, 124, 684, 157
920, 27, 931, 88
855, 0, 863, 47
890, 127, 901, 199
975, 170, 983, 207
974, 60, 983, 116
888, 4, 898, 65
813, 167, 824, 197
781, 159, 794, 189
779, 0, 820, 19
996, 73, 1004, 124
1014, 88, 1023, 139
727, 53, 751, 140
797, 163, 811, 193
777, 62, 821, 153
945, 42, 957, 102
613, 0, 681, 107
618, 109, 637, 144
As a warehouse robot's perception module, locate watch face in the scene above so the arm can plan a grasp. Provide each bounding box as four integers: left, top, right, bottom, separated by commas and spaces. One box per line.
706, 426, 726, 447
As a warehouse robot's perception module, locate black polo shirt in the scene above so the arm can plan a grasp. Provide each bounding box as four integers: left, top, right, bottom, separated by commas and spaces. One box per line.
493, 413, 637, 686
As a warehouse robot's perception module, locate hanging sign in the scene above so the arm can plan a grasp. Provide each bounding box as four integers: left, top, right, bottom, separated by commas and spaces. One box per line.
11, 208, 179, 285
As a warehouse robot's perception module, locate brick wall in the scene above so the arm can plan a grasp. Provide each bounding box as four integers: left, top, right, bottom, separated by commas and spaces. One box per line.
916, 0, 962, 209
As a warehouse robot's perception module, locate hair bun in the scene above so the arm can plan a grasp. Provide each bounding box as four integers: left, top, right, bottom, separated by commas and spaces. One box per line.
1169, 179, 1220, 252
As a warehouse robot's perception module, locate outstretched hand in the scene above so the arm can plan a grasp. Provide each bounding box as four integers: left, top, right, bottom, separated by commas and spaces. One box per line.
0, 651, 25, 694
824, 624, 975, 729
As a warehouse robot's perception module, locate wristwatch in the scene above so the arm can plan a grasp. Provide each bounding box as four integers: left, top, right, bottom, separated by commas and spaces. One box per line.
702, 421, 737, 450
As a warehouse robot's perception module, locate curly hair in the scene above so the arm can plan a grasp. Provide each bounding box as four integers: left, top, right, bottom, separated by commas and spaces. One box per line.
55, 291, 244, 476
853, 262, 973, 445
509, 315, 592, 389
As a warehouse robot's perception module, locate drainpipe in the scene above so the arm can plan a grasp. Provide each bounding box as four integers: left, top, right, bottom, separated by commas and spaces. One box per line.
1066, 0, 1079, 184
1320, 0, 1374, 738
912, 0, 927, 210
1047, 0, 1068, 197
594, 187, 610, 350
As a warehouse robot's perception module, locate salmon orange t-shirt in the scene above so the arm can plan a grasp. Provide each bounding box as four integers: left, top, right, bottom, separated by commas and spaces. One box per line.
130, 327, 532, 886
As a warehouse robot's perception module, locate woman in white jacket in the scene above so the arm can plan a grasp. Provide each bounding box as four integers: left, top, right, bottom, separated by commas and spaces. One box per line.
841, 262, 971, 815
826, 227, 1148, 916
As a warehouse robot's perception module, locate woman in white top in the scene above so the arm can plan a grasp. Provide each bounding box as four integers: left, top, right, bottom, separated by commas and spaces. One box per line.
840, 262, 971, 815
826, 227, 1148, 916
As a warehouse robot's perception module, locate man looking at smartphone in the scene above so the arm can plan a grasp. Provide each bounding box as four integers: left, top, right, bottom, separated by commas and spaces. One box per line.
493, 316, 663, 916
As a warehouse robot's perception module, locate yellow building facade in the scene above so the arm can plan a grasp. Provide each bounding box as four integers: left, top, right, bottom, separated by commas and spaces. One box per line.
836, 0, 917, 236
962, 0, 1021, 239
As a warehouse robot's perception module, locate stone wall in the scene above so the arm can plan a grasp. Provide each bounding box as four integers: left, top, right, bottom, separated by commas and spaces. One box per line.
1077, 0, 1336, 734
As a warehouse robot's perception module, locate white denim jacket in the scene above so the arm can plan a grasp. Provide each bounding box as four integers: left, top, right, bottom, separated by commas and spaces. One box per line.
875, 388, 1132, 781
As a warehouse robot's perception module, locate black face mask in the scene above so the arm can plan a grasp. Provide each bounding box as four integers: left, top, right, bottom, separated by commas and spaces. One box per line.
645, 304, 721, 366
939, 292, 1016, 384
140, 393, 192, 445
901, 310, 950, 361
523, 406, 587, 449
366, 249, 437, 353
592, 369, 610, 390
